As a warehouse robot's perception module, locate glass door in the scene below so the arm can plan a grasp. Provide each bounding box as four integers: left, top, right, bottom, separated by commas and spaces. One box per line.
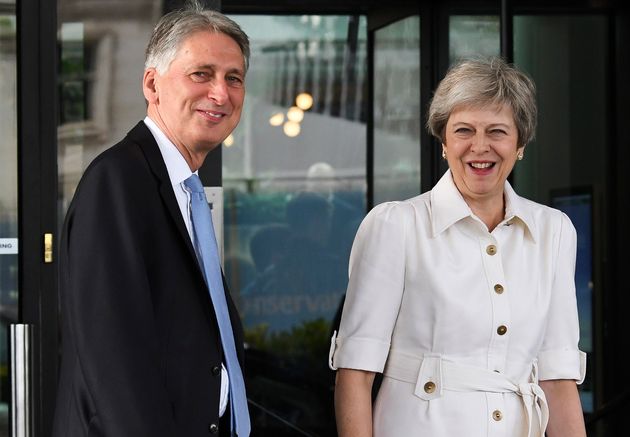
0, 1, 18, 434
513, 14, 609, 416
223, 14, 368, 435
57, 0, 160, 219
371, 14, 422, 205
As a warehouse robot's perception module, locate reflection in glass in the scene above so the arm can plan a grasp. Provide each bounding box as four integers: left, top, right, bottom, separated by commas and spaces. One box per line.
57, 0, 159, 223
449, 15, 500, 65
373, 16, 421, 205
224, 15, 367, 435
513, 15, 608, 413
0, 4, 17, 435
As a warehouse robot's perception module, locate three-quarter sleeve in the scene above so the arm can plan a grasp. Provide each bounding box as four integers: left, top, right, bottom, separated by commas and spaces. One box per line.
329, 202, 410, 372
538, 212, 587, 383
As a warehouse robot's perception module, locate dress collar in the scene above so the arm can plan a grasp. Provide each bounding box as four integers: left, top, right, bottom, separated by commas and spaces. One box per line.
430, 170, 537, 242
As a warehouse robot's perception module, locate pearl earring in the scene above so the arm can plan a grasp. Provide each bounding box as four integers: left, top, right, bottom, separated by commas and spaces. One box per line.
517, 151, 524, 161
442, 149, 447, 160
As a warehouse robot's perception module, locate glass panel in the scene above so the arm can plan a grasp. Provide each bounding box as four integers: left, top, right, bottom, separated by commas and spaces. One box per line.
373, 16, 421, 205
513, 15, 608, 414
0, 1, 17, 433
449, 15, 500, 65
224, 15, 367, 435
57, 0, 160, 221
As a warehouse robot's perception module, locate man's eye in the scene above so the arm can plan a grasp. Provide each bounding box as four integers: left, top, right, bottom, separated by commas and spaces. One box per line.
191, 72, 209, 81
227, 76, 244, 86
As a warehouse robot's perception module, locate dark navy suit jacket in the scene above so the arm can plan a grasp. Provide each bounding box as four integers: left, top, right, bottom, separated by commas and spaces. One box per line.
52, 122, 244, 437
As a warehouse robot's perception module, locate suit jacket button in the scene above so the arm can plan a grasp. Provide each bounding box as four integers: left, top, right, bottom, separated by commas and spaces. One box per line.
209, 423, 219, 434
211, 365, 221, 376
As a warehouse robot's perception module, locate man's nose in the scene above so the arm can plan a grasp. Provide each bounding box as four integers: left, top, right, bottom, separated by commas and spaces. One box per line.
208, 79, 229, 105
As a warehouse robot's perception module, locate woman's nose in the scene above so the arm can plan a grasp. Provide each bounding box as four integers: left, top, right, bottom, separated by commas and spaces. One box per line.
470, 132, 490, 153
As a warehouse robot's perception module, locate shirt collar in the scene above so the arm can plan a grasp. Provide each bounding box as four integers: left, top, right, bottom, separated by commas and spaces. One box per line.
503, 180, 538, 243
144, 116, 194, 186
430, 170, 537, 242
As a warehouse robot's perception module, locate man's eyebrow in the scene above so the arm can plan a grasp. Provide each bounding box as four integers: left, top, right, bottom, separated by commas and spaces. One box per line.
189, 64, 245, 76
226, 66, 245, 76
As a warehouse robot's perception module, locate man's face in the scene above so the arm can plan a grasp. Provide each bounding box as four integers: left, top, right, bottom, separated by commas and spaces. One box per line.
144, 30, 246, 157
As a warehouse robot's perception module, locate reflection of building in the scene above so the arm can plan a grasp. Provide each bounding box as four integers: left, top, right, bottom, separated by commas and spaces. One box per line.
223, 16, 368, 196
0, 8, 17, 433
3, 0, 630, 436
57, 0, 161, 212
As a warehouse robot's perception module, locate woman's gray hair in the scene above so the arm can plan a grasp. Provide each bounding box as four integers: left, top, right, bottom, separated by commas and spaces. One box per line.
427, 57, 537, 147
145, 0, 250, 74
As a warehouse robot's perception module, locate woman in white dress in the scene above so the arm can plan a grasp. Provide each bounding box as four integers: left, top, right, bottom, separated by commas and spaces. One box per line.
329, 57, 587, 437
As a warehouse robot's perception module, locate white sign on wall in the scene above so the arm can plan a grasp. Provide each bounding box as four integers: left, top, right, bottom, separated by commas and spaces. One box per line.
0, 238, 18, 255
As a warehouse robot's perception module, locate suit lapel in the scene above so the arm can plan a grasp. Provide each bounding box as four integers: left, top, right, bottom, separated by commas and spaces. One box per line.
126, 121, 241, 352
126, 122, 200, 269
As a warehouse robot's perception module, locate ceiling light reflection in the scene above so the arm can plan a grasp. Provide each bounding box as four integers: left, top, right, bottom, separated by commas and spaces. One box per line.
283, 121, 301, 137
287, 106, 304, 122
295, 93, 314, 110
269, 112, 285, 126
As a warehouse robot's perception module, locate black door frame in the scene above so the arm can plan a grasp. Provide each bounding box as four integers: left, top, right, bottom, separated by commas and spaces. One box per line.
17, 0, 59, 434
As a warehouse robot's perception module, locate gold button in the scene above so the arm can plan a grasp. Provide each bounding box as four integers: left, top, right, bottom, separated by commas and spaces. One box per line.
494, 284, 504, 294
423, 381, 436, 393
486, 245, 497, 255
493, 410, 503, 421
497, 325, 508, 335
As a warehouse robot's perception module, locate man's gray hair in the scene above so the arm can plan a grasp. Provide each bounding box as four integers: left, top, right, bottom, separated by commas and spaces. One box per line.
427, 57, 537, 147
145, 0, 250, 74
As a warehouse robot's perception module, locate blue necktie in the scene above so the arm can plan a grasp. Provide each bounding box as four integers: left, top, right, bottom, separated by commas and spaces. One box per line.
184, 174, 251, 437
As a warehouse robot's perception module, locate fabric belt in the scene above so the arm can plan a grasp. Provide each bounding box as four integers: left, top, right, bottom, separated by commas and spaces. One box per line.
383, 351, 549, 437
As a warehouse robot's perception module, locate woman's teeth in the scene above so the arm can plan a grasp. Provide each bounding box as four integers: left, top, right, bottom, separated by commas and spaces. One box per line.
470, 162, 493, 169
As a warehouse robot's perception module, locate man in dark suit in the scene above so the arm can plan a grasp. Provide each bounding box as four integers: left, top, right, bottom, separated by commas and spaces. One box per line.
52, 2, 251, 436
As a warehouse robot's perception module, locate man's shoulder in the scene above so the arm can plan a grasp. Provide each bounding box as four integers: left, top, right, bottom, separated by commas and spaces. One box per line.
71, 122, 161, 201
86, 122, 154, 173
66, 122, 162, 213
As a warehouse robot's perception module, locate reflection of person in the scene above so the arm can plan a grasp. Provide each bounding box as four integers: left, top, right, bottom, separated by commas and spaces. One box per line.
52, 3, 251, 436
240, 192, 346, 334
241, 224, 290, 295
281, 192, 344, 294
330, 58, 586, 437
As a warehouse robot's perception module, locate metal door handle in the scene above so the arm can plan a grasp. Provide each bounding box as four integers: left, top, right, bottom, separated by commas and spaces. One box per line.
11, 324, 33, 437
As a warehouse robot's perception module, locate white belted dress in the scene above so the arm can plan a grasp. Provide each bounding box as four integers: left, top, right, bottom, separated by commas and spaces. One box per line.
329, 171, 586, 437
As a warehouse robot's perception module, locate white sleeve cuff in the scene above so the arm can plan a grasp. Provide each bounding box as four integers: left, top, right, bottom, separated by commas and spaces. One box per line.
328, 331, 390, 372
538, 349, 587, 384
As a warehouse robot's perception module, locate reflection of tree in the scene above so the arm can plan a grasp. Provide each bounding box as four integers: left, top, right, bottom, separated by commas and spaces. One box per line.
244, 318, 336, 436
245, 318, 330, 361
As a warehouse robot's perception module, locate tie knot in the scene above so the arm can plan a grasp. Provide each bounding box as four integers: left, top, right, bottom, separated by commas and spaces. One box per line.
184, 174, 204, 193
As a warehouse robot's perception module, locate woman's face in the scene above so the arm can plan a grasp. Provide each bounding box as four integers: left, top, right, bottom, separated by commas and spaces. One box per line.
443, 104, 521, 207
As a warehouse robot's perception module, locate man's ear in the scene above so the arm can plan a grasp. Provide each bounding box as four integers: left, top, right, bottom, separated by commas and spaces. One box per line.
142, 68, 159, 103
